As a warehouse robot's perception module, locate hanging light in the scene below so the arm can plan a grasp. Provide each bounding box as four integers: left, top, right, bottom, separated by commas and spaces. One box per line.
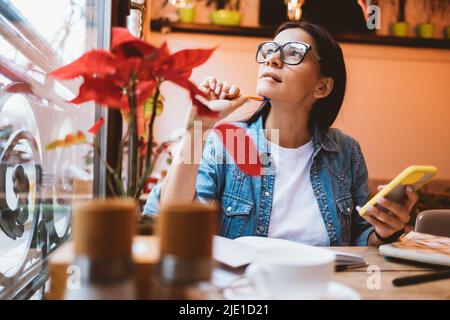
285, 0, 305, 21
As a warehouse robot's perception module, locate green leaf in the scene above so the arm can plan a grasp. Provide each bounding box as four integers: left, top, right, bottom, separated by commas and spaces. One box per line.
144, 93, 165, 118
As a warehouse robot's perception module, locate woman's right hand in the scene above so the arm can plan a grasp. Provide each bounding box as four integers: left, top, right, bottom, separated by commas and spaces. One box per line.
198, 77, 249, 116
161, 77, 261, 203
198, 77, 262, 124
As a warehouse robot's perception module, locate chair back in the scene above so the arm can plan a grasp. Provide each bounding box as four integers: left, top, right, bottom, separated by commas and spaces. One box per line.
415, 209, 450, 237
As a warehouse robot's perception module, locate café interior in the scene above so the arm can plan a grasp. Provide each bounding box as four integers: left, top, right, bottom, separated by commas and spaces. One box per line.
0, 0, 449, 301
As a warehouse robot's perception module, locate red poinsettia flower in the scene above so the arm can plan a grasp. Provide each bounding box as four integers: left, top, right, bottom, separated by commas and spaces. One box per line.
46, 28, 243, 198
49, 27, 217, 118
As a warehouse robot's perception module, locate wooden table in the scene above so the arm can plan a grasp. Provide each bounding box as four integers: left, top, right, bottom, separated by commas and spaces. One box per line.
327, 247, 450, 300
47, 239, 450, 300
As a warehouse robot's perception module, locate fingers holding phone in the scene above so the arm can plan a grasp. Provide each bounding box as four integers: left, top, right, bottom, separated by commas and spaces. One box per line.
357, 185, 419, 239
360, 207, 401, 238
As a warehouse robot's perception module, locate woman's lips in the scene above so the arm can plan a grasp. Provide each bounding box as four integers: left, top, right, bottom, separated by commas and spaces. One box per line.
260, 76, 282, 84
260, 71, 282, 83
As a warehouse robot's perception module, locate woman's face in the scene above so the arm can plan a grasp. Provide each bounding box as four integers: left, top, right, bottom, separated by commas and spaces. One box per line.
256, 28, 324, 106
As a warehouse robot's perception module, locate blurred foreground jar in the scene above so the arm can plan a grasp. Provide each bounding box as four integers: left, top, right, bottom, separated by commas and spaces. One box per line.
64, 198, 138, 300
153, 201, 220, 299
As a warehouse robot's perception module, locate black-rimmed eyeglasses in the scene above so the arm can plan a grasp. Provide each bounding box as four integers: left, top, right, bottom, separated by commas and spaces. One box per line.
255, 41, 321, 66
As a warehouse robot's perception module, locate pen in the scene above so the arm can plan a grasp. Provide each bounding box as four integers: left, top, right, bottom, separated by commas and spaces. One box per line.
246, 95, 269, 102
392, 269, 450, 287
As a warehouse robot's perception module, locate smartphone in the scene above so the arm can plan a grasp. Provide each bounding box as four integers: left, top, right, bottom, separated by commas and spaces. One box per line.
358, 165, 438, 216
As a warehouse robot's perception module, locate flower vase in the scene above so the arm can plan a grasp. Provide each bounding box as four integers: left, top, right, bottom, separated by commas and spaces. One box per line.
178, 6, 195, 23
390, 22, 409, 37
417, 23, 435, 39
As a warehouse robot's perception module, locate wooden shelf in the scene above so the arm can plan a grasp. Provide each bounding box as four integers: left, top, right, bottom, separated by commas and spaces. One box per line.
151, 20, 450, 50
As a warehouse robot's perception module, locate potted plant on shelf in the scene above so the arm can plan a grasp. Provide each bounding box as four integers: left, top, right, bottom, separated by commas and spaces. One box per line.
205, 0, 241, 26
417, 0, 450, 39
390, 0, 409, 37
165, 0, 196, 23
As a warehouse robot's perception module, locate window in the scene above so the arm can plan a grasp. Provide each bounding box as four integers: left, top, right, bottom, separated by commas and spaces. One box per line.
0, 0, 110, 299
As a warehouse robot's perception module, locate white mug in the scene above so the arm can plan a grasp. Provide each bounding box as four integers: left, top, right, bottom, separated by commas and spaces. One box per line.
245, 246, 335, 299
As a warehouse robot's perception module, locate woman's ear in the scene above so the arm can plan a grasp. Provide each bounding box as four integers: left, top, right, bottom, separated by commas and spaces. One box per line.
313, 77, 334, 99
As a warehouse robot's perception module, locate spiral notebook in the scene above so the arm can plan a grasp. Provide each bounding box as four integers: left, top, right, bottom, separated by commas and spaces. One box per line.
379, 232, 450, 267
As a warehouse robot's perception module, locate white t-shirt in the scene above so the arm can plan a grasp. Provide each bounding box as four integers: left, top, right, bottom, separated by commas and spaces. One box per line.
267, 139, 330, 246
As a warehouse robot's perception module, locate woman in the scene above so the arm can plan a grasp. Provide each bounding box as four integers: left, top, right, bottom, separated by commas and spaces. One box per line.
144, 21, 418, 246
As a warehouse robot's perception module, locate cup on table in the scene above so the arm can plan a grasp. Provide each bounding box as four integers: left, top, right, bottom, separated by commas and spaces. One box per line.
245, 246, 335, 299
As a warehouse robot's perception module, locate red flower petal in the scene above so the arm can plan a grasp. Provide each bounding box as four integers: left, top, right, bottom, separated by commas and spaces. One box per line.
166, 75, 219, 118
161, 48, 216, 78
88, 117, 105, 135
139, 42, 171, 79
71, 76, 123, 108
214, 124, 262, 176
113, 57, 143, 84
111, 27, 158, 58
135, 80, 156, 106
159, 42, 171, 57
111, 27, 137, 49
50, 50, 117, 79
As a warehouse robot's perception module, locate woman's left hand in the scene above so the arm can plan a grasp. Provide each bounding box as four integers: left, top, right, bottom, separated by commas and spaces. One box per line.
358, 185, 419, 238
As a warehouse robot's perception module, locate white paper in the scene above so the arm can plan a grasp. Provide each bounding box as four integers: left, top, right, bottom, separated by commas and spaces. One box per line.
213, 235, 366, 269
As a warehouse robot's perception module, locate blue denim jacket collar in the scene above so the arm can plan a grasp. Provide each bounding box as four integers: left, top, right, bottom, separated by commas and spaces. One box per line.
312, 125, 340, 153
248, 106, 340, 157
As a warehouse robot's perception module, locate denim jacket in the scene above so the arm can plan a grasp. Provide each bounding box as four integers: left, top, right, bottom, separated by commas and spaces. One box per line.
144, 106, 374, 246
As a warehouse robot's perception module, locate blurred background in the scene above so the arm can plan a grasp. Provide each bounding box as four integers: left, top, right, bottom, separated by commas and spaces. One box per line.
0, 0, 449, 299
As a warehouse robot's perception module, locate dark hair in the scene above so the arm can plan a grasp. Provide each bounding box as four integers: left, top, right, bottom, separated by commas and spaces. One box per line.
275, 21, 347, 130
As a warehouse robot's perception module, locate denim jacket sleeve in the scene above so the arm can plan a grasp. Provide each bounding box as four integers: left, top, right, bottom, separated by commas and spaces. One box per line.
143, 131, 223, 215
143, 181, 162, 215
195, 131, 225, 202
350, 141, 375, 246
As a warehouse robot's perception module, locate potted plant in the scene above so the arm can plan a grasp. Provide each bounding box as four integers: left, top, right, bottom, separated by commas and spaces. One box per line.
165, 0, 196, 23
46, 27, 262, 207
417, 0, 450, 38
46, 27, 218, 200
390, 0, 409, 37
206, 0, 241, 26
178, 1, 196, 23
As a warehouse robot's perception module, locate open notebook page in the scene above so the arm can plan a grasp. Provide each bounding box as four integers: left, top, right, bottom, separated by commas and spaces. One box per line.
213, 236, 367, 269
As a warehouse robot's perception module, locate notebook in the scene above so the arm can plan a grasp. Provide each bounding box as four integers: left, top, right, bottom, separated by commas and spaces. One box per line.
213, 235, 367, 270
379, 231, 450, 267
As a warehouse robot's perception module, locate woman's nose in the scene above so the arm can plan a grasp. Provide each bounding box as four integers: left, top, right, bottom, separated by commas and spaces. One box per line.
266, 50, 283, 68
